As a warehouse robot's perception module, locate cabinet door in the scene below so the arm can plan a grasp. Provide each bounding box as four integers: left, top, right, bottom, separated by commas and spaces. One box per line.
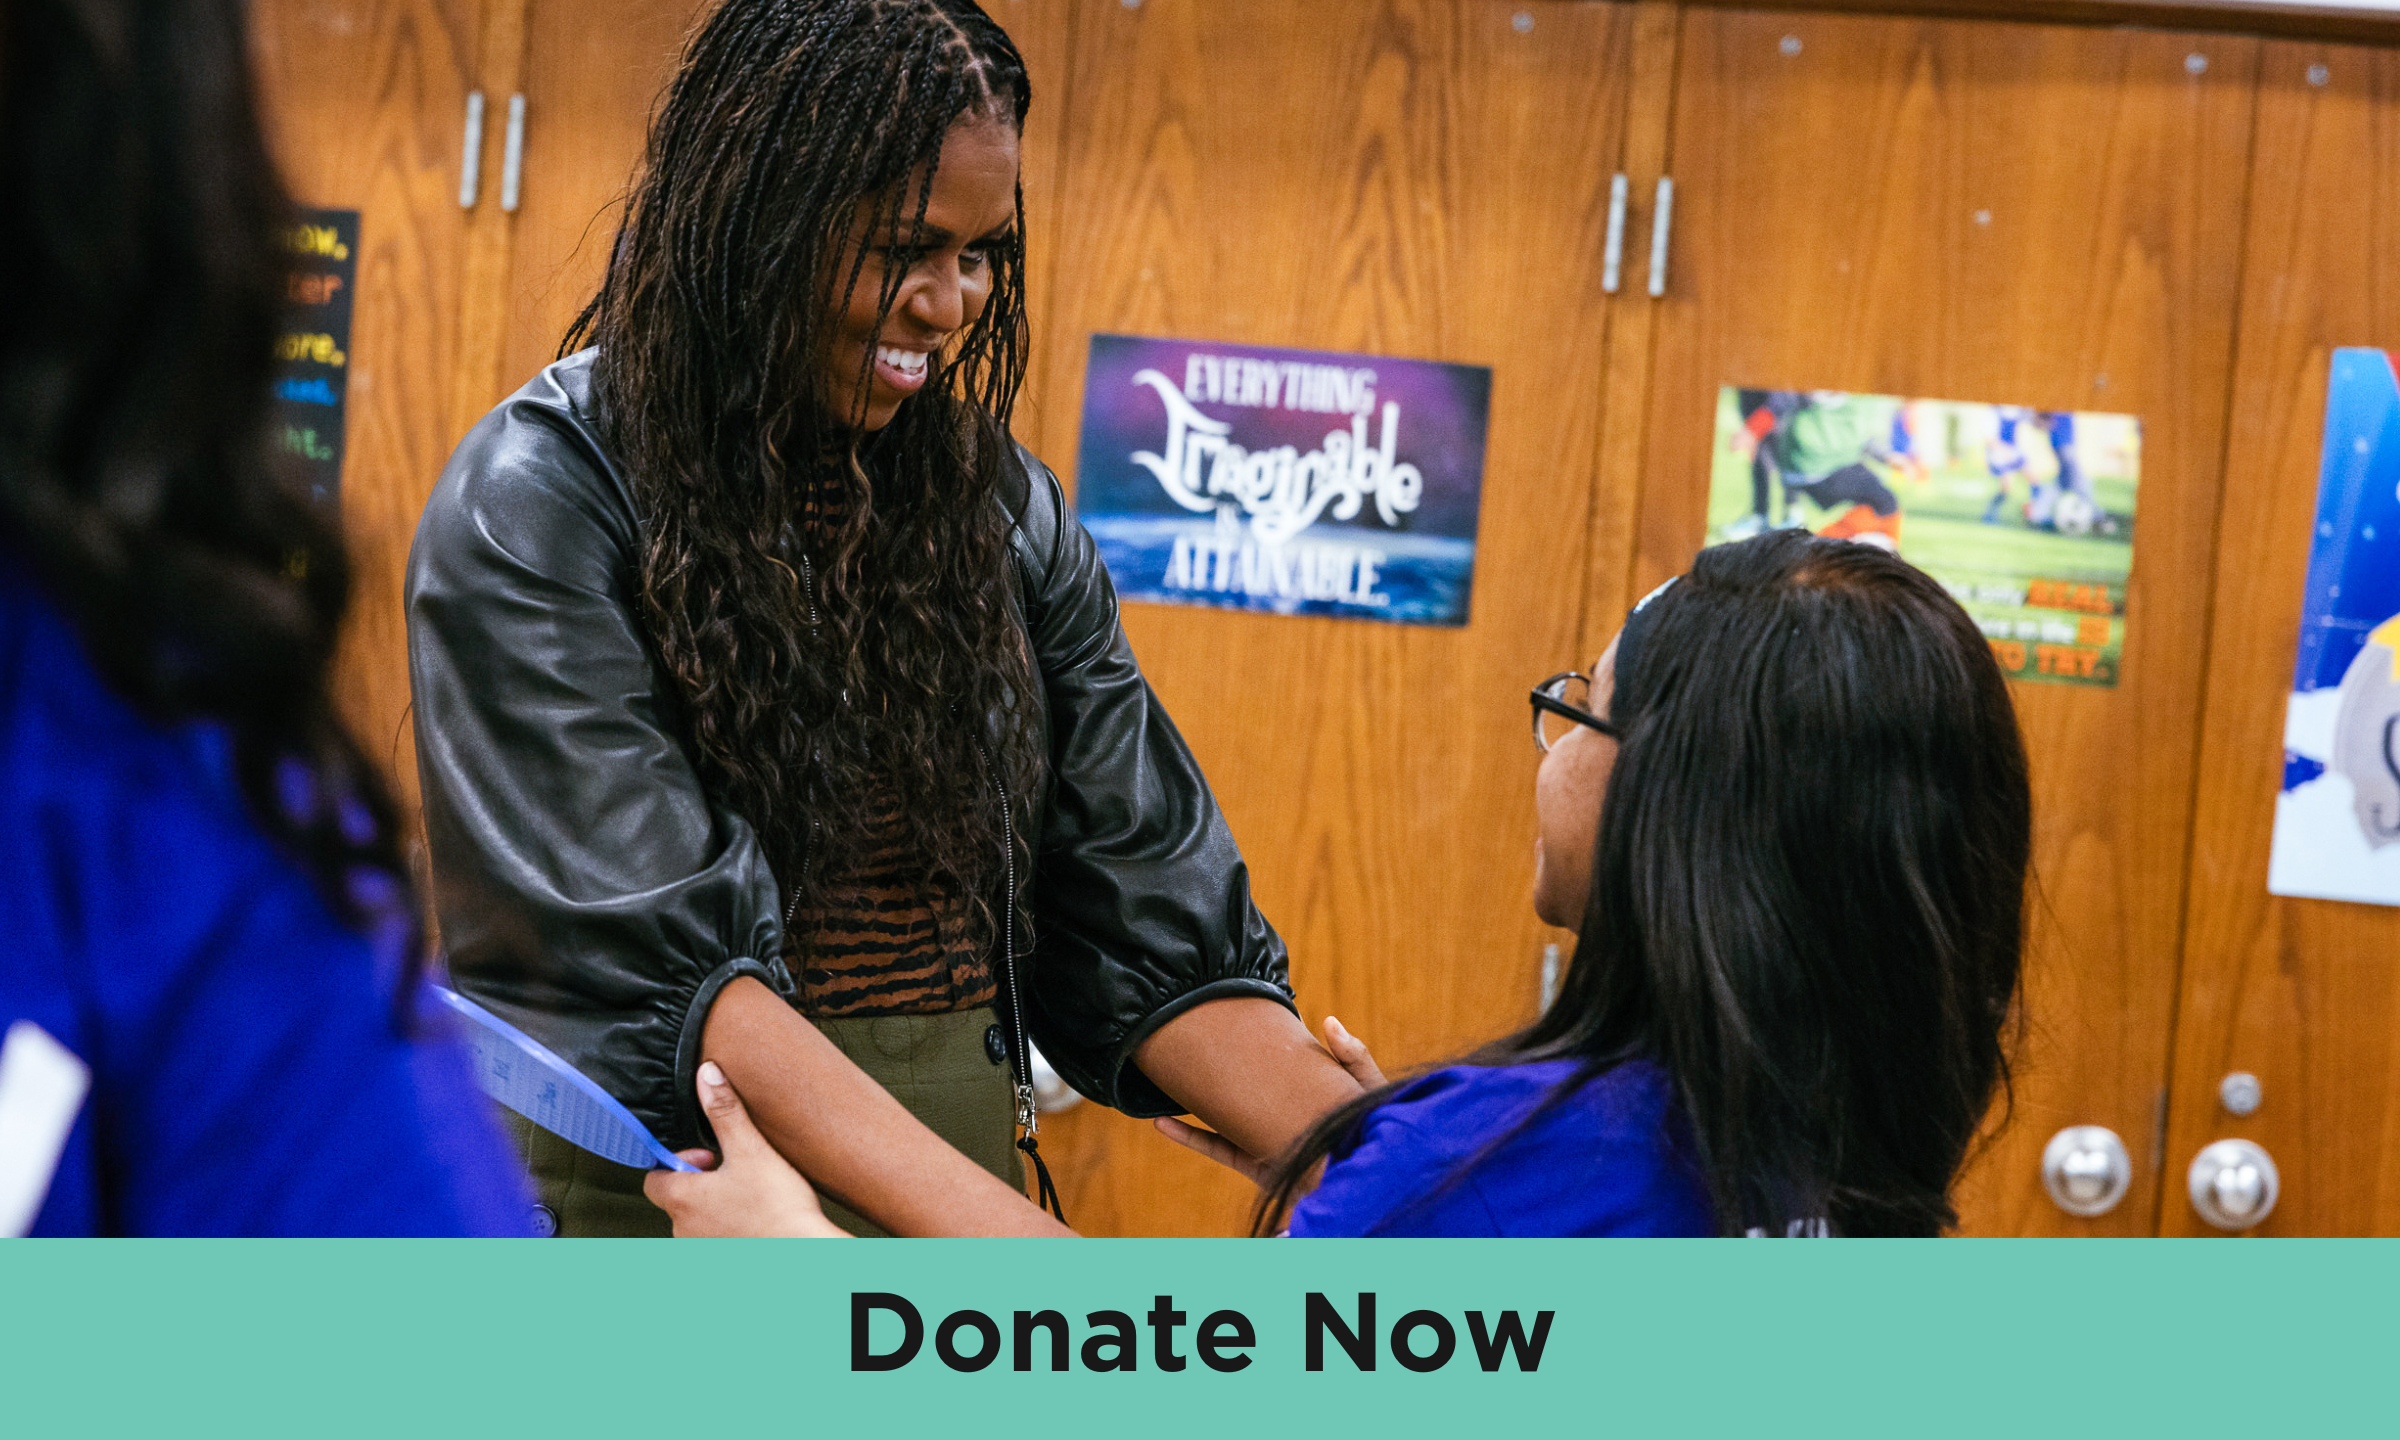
1632, 10, 2258, 1234
1030, 0, 1640, 1235
2162, 43, 2400, 1237
250, 0, 491, 822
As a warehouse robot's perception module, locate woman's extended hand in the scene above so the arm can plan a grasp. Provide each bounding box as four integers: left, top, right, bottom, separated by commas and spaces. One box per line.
1153, 1015, 1385, 1185
642, 1061, 849, 1238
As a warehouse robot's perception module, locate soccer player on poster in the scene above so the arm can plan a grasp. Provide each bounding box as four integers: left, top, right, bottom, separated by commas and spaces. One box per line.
1706, 384, 2141, 690
1720, 389, 1907, 550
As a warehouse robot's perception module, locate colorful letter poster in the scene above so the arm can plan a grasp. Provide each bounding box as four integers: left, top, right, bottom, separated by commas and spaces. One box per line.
2268, 349, 2400, 908
1706, 387, 2141, 687
273, 208, 358, 506
1073, 334, 1491, 626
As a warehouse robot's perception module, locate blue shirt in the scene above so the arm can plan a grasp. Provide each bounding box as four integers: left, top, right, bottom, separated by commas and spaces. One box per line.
1288, 1058, 1715, 1237
1, 559, 531, 1236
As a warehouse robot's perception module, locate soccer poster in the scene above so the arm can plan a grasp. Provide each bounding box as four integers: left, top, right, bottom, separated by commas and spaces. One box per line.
1706, 387, 2141, 687
1073, 334, 1491, 627
2268, 349, 2400, 908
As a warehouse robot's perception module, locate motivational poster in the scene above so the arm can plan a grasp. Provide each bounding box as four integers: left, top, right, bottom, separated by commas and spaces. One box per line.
273, 208, 358, 506
2268, 348, 2400, 908
1073, 334, 1491, 626
1706, 386, 2142, 687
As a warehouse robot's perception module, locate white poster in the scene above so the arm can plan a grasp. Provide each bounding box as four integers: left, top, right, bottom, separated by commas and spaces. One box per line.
2268, 349, 2400, 908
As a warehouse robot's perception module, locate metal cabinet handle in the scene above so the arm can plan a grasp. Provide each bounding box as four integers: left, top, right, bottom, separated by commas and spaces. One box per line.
1647, 176, 1674, 298
2041, 1125, 2131, 1217
499, 93, 527, 214
1601, 173, 1629, 295
458, 91, 486, 210
2189, 1138, 2280, 1231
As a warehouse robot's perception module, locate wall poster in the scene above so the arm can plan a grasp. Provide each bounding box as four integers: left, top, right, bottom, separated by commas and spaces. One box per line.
1073, 334, 1491, 627
273, 208, 358, 506
2268, 348, 2400, 908
1707, 386, 2142, 687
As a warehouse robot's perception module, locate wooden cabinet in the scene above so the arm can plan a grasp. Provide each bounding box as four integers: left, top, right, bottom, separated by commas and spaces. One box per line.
489, 0, 711, 396
2161, 41, 2400, 1237
249, 0, 495, 828
1026, 0, 1644, 1236
1631, 9, 2259, 1236
249, 0, 2400, 1236
488, 0, 1079, 449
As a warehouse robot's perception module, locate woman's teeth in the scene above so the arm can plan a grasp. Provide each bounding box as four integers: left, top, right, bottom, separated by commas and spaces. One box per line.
876, 346, 929, 378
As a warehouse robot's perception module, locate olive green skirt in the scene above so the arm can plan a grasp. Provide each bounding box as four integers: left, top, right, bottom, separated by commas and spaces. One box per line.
502, 1005, 1023, 1238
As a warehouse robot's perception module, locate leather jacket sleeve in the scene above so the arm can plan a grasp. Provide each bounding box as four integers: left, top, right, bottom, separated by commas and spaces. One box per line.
407, 353, 1294, 1148
1005, 450, 1296, 1117
405, 364, 790, 1153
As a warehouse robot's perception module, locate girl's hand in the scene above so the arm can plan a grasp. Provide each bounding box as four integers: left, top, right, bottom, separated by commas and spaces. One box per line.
1319, 1015, 1385, 1089
642, 1061, 849, 1238
1152, 1015, 1385, 1186
1152, 1115, 1273, 1187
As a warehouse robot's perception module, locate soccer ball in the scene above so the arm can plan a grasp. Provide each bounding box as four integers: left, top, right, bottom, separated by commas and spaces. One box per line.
2050, 491, 2099, 537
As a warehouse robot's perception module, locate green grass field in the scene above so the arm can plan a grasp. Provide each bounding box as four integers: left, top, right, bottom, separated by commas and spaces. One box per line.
1703, 391, 2138, 688
1705, 443, 2136, 587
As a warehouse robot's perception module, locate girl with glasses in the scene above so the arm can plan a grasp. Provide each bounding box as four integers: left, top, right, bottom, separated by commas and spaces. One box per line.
651, 528, 2031, 1238
1242, 528, 2031, 1236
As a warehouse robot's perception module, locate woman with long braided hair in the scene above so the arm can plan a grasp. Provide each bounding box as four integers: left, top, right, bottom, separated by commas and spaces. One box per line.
409, 0, 1362, 1236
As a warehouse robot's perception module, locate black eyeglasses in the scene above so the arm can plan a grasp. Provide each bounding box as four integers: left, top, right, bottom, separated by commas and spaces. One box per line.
1530, 672, 1618, 753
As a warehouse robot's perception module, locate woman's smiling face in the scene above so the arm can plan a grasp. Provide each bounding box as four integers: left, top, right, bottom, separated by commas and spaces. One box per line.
822, 112, 1021, 432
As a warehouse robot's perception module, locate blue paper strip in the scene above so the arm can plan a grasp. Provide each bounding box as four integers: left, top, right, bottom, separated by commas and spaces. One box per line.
433, 986, 697, 1172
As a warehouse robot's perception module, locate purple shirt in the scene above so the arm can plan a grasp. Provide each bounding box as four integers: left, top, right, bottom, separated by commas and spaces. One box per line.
1, 558, 531, 1236
1288, 1058, 1716, 1237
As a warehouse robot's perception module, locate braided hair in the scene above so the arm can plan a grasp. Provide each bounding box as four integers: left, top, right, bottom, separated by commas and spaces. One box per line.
0, 0, 422, 996
566, 0, 1041, 959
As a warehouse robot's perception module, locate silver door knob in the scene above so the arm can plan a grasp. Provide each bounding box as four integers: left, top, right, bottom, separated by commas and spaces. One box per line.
2188, 1138, 2279, 1231
2041, 1125, 2131, 1216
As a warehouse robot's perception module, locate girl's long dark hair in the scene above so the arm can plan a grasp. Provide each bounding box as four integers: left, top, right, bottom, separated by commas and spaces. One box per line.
565, 0, 1041, 954
1262, 532, 2032, 1236
0, 0, 420, 982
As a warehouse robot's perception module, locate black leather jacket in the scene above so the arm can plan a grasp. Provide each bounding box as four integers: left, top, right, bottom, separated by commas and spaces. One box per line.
406, 351, 1292, 1151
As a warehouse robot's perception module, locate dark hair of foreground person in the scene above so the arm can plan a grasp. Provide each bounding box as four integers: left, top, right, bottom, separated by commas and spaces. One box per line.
0, 0, 416, 970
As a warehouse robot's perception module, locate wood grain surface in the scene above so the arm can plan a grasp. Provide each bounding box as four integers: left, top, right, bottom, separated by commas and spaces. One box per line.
251, 0, 2400, 1238
1685, 0, 2400, 48
1634, 9, 2258, 1234
444, 0, 526, 447
250, 0, 491, 829
1024, 0, 1638, 1236
491, 0, 708, 398
2160, 41, 2400, 1237
1580, 0, 1685, 659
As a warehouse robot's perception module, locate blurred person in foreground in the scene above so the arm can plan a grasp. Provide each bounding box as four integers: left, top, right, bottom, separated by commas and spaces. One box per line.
0, 0, 527, 1235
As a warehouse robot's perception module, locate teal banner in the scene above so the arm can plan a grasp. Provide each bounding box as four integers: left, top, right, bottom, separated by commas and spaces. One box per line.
3, 1240, 2392, 1435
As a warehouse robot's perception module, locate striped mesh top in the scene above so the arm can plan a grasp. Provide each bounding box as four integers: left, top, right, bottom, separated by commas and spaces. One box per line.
784, 776, 997, 1018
